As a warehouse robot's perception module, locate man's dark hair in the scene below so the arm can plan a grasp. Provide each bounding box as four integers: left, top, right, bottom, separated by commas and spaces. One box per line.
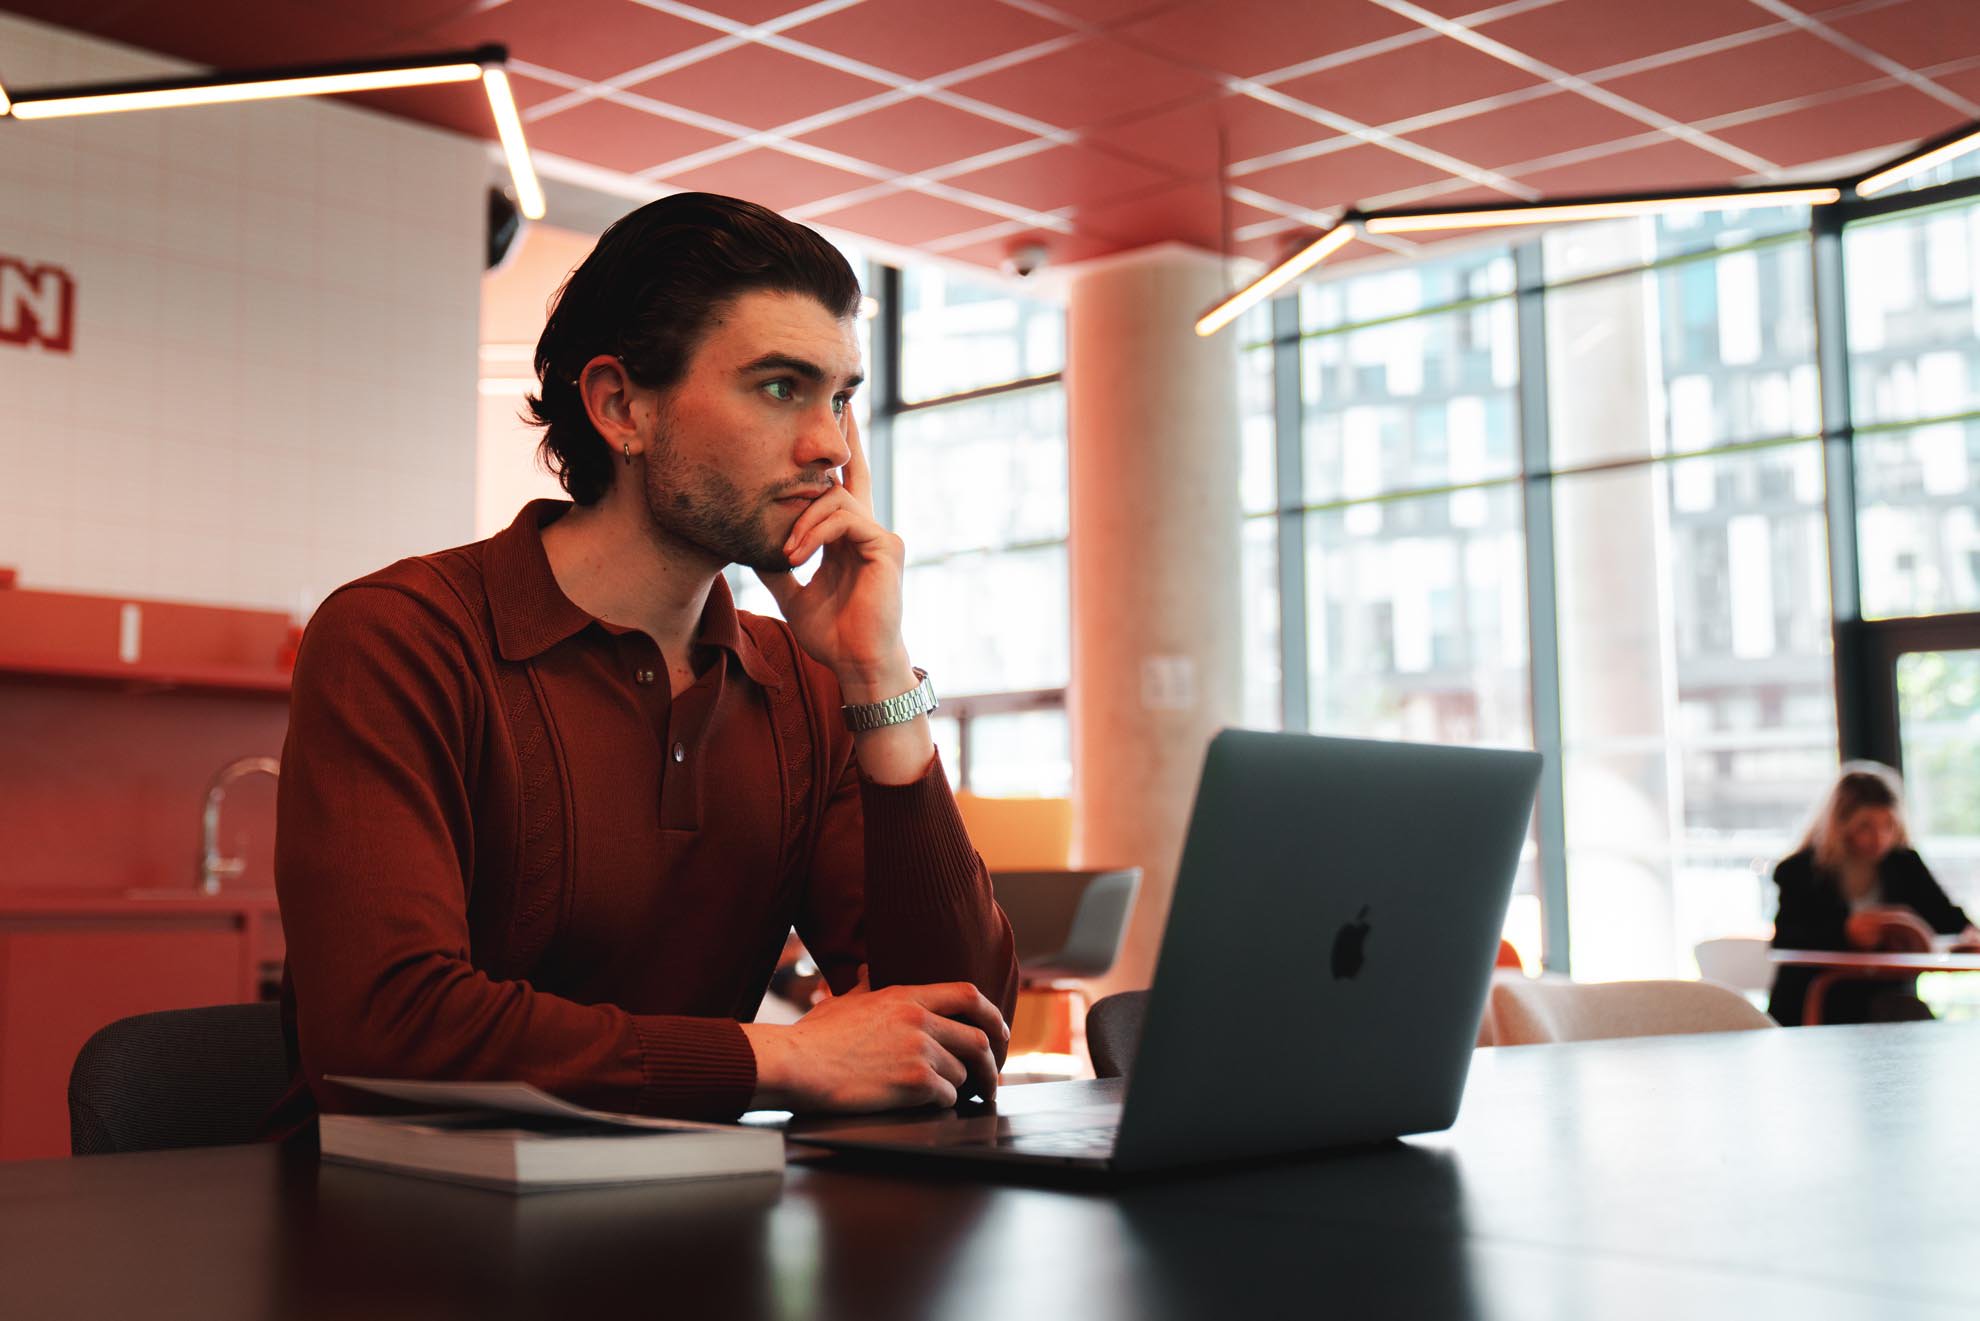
527, 193, 863, 505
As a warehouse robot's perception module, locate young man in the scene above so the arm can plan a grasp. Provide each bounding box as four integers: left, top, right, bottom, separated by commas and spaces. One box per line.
271, 194, 1016, 1126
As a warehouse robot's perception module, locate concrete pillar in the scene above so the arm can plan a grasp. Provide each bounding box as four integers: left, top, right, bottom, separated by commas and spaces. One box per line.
1066, 245, 1243, 995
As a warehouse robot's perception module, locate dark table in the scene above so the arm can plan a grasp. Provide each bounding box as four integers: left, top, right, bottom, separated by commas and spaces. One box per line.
3, 1022, 1977, 1320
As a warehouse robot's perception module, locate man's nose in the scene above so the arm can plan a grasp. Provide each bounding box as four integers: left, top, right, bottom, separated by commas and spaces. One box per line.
797, 404, 851, 469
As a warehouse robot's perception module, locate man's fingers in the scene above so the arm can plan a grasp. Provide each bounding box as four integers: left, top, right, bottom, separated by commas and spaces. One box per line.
922, 1036, 970, 1091
786, 507, 892, 568
781, 485, 854, 552
906, 981, 1009, 1044
925, 1015, 998, 1100
841, 408, 871, 510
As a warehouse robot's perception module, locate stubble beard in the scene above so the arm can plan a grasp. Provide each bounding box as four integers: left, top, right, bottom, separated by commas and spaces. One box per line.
640, 425, 793, 576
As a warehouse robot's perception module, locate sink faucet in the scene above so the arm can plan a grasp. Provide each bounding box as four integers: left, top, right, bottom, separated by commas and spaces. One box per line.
199, 756, 281, 894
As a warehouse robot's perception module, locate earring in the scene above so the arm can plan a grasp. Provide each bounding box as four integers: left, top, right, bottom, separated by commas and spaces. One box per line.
622, 442, 632, 466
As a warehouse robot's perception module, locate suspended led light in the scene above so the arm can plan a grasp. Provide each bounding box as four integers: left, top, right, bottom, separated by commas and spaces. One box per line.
1194, 221, 1358, 338
480, 67, 545, 221
5, 45, 545, 220
6, 49, 498, 119
1857, 124, 1980, 198
1363, 187, 1843, 234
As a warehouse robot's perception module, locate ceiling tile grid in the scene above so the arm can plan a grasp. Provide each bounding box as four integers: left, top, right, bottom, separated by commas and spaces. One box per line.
3, 0, 1979, 274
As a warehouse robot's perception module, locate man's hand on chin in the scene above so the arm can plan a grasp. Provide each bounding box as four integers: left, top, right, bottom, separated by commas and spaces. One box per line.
739, 970, 1010, 1112
755, 409, 935, 785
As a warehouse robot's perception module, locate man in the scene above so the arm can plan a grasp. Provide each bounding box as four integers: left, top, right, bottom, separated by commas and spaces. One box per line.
271, 193, 1017, 1126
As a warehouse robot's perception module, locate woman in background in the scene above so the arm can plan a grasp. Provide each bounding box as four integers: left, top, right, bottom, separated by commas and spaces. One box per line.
1769, 764, 1980, 1026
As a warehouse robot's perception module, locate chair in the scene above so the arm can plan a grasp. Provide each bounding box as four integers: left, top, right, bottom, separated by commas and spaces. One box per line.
1494, 939, 1525, 972
1485, 977, 1777, 1047
1693, 937, 1776, 996
1085, 990, 1148, 1079
68, 1002, 290, 1155
992, 868, 1141, 1070
990, 868, 1141, 982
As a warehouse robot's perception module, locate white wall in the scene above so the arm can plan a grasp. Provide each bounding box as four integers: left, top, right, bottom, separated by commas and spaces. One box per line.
0, 13, 484, 616
475, 223, 597, 538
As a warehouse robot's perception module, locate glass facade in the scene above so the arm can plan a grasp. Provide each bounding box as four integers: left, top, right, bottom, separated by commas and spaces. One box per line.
1247, 188, 1980, 979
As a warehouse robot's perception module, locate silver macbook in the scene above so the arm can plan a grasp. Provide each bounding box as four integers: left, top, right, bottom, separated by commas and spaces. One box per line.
791, 729, 1543, 1176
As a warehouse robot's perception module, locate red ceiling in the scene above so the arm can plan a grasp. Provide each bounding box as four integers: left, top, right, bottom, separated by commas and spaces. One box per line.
4, 0, 1978, 273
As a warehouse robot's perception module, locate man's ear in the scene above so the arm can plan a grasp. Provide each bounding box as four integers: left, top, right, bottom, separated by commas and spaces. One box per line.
577, 354, 644, 453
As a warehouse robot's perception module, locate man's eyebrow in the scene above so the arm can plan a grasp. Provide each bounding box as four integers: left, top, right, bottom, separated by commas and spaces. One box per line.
737, 353, 864, 390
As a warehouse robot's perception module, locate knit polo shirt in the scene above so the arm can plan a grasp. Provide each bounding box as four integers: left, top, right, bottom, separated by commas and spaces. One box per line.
271, 500, 1016, 1123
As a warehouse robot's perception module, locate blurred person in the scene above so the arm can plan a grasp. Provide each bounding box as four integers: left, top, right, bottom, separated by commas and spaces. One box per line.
1768, 763, 1980, 1026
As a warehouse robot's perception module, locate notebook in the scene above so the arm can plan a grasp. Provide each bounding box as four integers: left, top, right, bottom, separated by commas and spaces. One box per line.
319, 1076, 784, 1193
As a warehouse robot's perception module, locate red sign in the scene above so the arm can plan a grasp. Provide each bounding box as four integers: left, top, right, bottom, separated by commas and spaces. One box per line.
0, 255, 76, 354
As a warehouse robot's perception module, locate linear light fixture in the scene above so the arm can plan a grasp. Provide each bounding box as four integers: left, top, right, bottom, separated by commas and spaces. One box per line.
1363, 186, 1843, 234
6, 47, 499, 119
4, 45, 544, 219
1194, 220, 1358, 338
1857, 122, 1980, 198
0, 75, 11, 117
480, 67, 544, 220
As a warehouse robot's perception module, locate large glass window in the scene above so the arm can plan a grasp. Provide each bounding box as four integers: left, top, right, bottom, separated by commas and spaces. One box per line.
899, 267, 1064, 403
893, 268, 1069, 795
1248, 195, 1980, 979
1544, 238, 1817, 468
1304, 485, 1530, 748
1552, 444, 1838, 981
1846, 196, 1980, 620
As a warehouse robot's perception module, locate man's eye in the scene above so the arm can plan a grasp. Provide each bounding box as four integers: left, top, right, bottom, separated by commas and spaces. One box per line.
764, 380, 795, 401
832, 395, 848, 417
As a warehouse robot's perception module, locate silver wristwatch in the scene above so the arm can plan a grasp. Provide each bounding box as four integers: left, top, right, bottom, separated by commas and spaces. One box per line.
841, 667, 938, 732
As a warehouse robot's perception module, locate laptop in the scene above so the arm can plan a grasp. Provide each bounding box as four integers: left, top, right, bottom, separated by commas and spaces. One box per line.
791, 728, 1543, 1176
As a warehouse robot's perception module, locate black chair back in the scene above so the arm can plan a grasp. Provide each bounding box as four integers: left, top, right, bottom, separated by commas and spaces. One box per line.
1085, 990, 1149, 1080
68, 1002, 290, 1155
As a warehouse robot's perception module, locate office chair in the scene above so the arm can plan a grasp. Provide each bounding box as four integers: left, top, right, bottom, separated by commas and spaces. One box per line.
1486, 977, 1776, 1046
1085, 990, 1147, 1079
68, 1002, 290, 1155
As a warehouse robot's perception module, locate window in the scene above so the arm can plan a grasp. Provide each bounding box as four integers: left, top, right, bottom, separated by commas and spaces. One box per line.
1552, 446, 1837, 981
899, 267, 1064, 403
1846, 196, 1980, 619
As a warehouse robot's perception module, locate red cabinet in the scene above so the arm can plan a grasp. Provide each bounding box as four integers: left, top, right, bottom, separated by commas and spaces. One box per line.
0, 582, 295, 1159
0, 893, 285, 1160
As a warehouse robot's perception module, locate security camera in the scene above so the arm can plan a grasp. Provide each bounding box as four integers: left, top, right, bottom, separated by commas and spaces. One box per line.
1002, 241, 1049, 279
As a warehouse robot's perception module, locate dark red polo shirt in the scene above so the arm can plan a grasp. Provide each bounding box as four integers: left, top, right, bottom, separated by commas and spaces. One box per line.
274, 501, 1017, 1121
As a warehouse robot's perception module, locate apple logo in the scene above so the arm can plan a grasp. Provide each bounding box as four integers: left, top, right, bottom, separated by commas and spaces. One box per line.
1331, 906, 1372, 980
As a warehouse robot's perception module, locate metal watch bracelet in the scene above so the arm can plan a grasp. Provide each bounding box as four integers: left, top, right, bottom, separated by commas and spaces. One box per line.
840, 667, 937, 732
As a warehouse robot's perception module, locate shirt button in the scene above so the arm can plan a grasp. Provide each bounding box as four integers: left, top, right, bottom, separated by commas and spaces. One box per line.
672, 741, 686, 763
635, 669, 656, 686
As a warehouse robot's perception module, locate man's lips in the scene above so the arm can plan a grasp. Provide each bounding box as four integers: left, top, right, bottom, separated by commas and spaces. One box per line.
775, 488, 832, 505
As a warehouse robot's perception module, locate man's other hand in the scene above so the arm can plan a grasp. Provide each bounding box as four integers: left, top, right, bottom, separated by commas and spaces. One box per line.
740, 974, 1010, 1112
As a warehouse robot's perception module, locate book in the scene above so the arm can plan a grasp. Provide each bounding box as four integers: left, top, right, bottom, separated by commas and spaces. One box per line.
318, 1075, 785, 1193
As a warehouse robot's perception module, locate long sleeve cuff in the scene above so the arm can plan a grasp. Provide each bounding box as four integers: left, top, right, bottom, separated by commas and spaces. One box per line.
629, 1015, 758, 1120
858, 749, 986, 917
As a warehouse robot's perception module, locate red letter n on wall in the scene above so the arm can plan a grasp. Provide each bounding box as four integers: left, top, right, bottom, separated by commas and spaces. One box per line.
0, 256, 77, 354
